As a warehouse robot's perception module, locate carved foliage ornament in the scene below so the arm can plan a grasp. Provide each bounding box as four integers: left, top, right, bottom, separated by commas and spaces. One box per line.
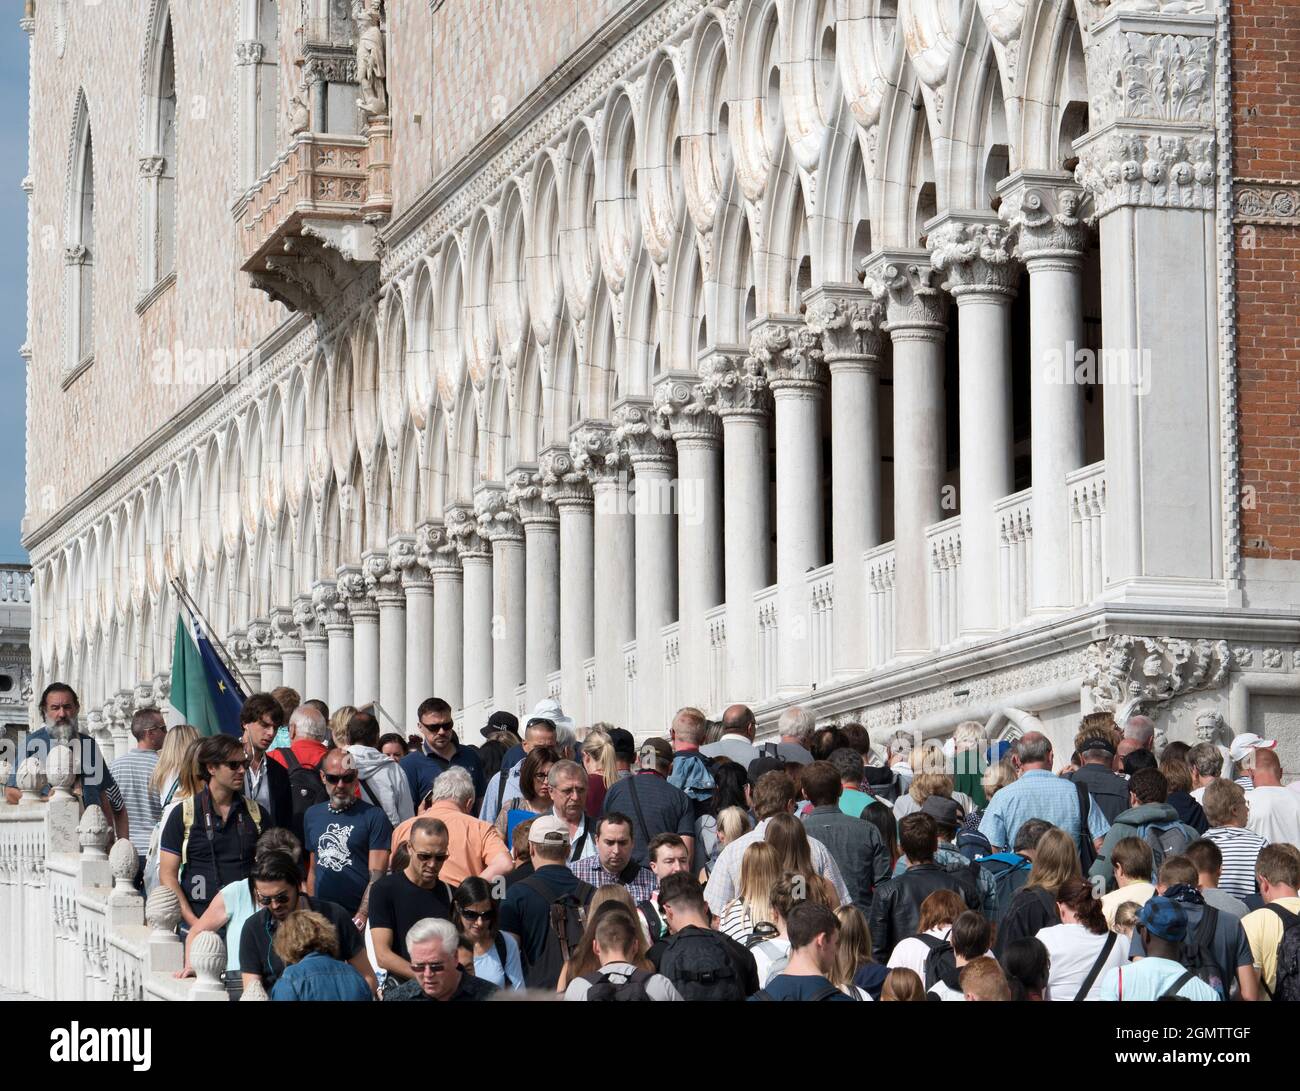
1088, 32, 1213, 128
864, 262, 948, 330
1075, 130, 1214, 216
1234, 180, 1300, 226
803, 296, 886, 360
698, 352, 771, 416
928, 221, 1019, 295
746, 322, 827, 389
1083, 635, 1230, 714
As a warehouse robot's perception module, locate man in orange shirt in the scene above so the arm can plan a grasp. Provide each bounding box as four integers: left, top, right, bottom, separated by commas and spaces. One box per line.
391, 766, 513, 886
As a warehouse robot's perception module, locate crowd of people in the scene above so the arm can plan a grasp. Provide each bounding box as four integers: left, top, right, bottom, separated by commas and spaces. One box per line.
7, 684, 1300, 1003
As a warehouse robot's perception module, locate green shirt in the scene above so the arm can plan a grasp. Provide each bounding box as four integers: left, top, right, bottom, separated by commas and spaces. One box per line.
839, 787, 877, 819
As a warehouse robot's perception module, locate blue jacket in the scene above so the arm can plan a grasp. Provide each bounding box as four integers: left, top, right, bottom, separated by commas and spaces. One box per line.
270, 953, 372, 1001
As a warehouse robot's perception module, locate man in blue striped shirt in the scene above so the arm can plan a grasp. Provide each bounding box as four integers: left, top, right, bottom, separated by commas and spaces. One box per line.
109, 707, 166, 885
978, 732, 1110, 854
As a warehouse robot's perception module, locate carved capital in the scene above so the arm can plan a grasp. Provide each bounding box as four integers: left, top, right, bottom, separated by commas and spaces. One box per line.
747, 318, 827, 392
998, 172, 1094, 262
653, 373, 722, 444
698, 347, 772, 418
311, 581, 341, 627
336, 566, 376, 621
63, 245, 90, 267
539, 445, 593, 509
271, 606, 302, 652
611, 397, 675, 470
569, 421, 622, 485
802, 286, 887, 364
1085, 12, 1214, 131
416, 522, 463, 575
246, 619, 275, 653
862, 251, 950, 334
235, 39, 265, 66
446, 505, 491, 560
138, 156, 166, 179
1074, 125, 1215, 216
507, 464, 558, 526
927, 215, 1020, 298
1082, 635, 1230, 718
475, 485, 524, 544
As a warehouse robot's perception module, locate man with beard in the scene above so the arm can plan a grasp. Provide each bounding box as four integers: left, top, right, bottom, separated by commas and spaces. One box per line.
238, 850, 377, 996
6, 683, 127, 839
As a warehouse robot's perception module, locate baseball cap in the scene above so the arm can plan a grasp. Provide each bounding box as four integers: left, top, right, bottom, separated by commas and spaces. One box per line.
527, 814, 569, 846
639, 737, 672, 768
607, 727, 637, 763
1078, 736, 1116, 756
1136, 896, 1188, 943
747, 755, 785, 786
526, 699, 574, 735
483, 709, 519, 739
920, 795, 965, 828
1228, 732, 1277, 762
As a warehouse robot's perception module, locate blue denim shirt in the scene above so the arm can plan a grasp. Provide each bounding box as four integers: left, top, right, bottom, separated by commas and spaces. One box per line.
269, 953, 373, 1002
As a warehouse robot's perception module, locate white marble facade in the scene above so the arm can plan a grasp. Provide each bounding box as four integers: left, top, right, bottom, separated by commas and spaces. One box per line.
20, 1, 1300, 768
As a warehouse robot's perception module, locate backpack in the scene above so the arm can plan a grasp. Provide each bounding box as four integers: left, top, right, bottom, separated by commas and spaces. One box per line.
1140, 821, 1196, 879
1263, 903, 1300, 1002
179, 793, 263, 868
520, 875, 594, 989
752, 981, 845, 1002
281, 748, 327, 832
975, 852, 1032, 923
1178, 904, 1225, 997
917, 933, 958, 992
584, 967, 653, 1001
656, 928, 746, 1001
1075, 781, 1099, 874
955, 827, 992, 862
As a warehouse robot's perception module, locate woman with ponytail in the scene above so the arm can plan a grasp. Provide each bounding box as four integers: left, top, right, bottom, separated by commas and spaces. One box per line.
1037, 876, 1131, 1000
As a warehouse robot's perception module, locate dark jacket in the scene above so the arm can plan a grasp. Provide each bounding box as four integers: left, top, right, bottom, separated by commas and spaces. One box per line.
994, 886, 1059, 958
261, 756, 295, 831
867, 861, 981, 963
1168, 791, 1210, 835
802, 805, 891, 916
1067, 763, 1130, 824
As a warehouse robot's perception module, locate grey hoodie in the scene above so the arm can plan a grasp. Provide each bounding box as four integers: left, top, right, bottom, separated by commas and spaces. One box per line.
1088, 801, 1197, 887
346, 745, 415, 828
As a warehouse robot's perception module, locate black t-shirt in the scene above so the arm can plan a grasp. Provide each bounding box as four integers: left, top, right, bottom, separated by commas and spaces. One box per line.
994, 886, 1059, 959
159, 790, 260, 917
239, 895, 364, 987
367, 870, 454, 961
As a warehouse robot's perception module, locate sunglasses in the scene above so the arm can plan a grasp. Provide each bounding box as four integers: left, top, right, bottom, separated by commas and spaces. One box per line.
257, 892, 293, 907
422, 721, 454, 734
410, 962, 446, 974
222, 760, 249, 771
324, 772, 358, 785
459, 907, 495, 922
414, 851, 450, 864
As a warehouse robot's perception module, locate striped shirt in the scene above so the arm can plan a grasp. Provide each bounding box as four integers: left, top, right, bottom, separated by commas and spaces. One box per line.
1203, 825, 1269, 897
718, 900, 755, 944
109, 748, 161, 851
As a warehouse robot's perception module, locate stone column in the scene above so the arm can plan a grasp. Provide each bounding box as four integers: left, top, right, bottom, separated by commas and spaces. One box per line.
338, 565, 378, 708
999, 172, 1091, 613
571, 421, 633, 728
402, 527, 437, 729
227, 631, 258, 696
248, 619, 281, 692
367, 540, 411, 732
804, 287, 886, 674
654, 374, 724, 712
316, 582, 353, 709
477, 485, 526, 716
448, 505, 493, 716
509, 466, 560, 711
749, 318, 827, 695
699, 347, 771, 707
864, 252, 950, 656
1074, 9, 1222, 603
423, 523, 464, 710
271, 608, 305, 694
613, 397, 677, 736
929, 215, 1019, 635
301, 590, 330, 704
541, 445, 594, 720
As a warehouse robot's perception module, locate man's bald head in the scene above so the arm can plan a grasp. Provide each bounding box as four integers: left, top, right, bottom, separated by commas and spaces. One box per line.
722, 704, 755, 740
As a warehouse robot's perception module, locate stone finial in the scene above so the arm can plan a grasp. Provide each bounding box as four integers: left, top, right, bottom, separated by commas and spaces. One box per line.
78, 805, 111, 857
190, 930, 228, 998
146, 885, 183, 936
15, 756, 47, 804
47, 743, 77, 802
109, 838, 140, 894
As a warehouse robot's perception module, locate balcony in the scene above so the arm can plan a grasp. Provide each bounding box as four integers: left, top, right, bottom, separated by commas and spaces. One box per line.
236, 132, 391, 314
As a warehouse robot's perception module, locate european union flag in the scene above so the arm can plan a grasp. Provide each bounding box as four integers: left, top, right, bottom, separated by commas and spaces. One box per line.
170, 610, 248, 737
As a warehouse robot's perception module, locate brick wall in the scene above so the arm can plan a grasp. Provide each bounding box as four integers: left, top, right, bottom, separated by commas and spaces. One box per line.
1234, 1, 1300, 560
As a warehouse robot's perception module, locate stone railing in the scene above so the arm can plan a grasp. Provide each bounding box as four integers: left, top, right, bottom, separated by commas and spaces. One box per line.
865, 543, 896, 667
546, 670, 562, 703
514, 683, 528, 721
704, 604, 727, 716
1068, 461, 1107, 605
0, 759, 229, 1003
807, 562, 835, 686
995, 489, 1033, 627
582, 657, 597, 728
0, 564, 32, 604
754, 585, 779, 704
660, 623, 681, 729
926, 515, 963, 649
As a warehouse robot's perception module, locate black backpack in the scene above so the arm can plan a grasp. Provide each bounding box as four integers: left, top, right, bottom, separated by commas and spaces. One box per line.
752, 981, 845, 1002
520, 875, 594, 990
917, 933, 959, 992
584, 967, 653, 1001
281, 748, 327, 836
656, 928, 745, 1001
1264, 903, 1300, 1002
1178, 905, 1225, 997
976, 853, 1033, 923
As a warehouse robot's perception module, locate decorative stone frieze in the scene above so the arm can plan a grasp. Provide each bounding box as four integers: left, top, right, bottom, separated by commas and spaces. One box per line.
1082, 635, 1231, 714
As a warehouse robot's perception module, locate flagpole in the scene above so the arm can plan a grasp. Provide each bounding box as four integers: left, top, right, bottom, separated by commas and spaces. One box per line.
369, 699, 404, 736
169, 577, 255, 695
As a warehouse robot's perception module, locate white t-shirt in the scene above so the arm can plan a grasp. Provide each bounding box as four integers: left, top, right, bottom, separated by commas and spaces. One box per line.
887, 926, 950, 980
1038, 922, 1130, 1001
1245, 785, 1300, 847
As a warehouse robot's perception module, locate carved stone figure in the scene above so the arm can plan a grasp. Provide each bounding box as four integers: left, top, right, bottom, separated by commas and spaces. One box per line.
354, 1, 387, 119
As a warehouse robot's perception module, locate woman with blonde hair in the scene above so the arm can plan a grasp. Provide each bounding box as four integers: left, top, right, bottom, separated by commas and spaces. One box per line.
328, 705, 357, 749
143, 734, 204, 895
718, 841, 782, 942
995, 827, 1081, 957
580, 728, 619, 817
951, 720, 989, 809
832, 905, 883, 1000
894, 745, 974, 820
149, 723, 199, 807
269, 909, 373, 1001
764, 813, 836, 908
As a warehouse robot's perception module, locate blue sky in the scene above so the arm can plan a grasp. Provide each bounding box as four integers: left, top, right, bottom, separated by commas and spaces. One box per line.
0, 27, 27, 563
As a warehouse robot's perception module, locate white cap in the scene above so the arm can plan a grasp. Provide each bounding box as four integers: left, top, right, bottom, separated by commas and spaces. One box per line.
1228, 732, 1277, 762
